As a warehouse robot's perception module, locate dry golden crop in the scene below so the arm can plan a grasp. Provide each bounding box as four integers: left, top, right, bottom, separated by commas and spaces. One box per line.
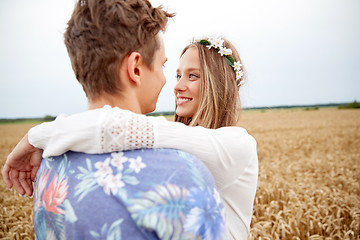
0, 124, 37, 240
238, 108, 360, 240
0, 108, 359, 239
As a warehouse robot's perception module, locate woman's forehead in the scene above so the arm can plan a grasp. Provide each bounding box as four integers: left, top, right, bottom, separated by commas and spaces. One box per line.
178, 48, 200, 70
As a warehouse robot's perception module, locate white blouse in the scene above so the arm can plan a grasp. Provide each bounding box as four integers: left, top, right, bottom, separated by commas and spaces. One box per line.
28, 105, 258, 240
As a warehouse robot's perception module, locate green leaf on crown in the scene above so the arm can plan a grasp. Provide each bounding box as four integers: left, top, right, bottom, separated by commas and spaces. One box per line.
225, 55, 235, 66
199, 40, 211, 45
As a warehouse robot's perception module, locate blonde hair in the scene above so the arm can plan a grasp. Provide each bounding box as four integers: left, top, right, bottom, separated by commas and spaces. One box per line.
174, 38, 244, 129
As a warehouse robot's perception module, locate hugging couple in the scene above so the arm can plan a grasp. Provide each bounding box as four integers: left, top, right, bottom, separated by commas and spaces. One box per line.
2, 0, 258, 239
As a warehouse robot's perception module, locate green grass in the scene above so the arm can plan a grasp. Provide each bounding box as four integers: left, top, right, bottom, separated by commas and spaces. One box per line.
0, 119, 47, 125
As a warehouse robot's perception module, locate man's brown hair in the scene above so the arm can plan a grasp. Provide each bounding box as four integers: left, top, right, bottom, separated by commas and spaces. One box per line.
64, 0, 174, 99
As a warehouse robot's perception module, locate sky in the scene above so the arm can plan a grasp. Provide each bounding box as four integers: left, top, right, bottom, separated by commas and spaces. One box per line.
0, 0, 359, 118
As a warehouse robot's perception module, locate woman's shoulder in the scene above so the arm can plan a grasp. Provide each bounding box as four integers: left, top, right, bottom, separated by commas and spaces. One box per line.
217, 126, 254, 138
217, 126, 248, 133
216, 126, 257, 151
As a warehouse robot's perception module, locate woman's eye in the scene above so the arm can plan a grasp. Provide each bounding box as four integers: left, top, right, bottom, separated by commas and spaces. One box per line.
175, 74, 181, 80
189, 73, 199, 79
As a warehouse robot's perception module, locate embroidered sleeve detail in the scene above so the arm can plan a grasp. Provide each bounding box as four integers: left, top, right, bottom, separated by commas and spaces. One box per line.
101, 109, 155, 153
125, 114, 155, 150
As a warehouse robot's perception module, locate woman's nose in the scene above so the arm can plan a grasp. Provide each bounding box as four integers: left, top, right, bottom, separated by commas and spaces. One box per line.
174, 78, 186, 92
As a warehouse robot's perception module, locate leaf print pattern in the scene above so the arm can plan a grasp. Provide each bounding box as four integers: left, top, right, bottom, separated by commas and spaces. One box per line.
34, 157, 72, 240
127, 183, 226, 240
185, 155, 207, 190
184, 187, 225, 240
127, 183, 189, 240
89, 218, 124, 240
42, 172, 69, 214
74, 158, 99, 202
34, 169, 69, 215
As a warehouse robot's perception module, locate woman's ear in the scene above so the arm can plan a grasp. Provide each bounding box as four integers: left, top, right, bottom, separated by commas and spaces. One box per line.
127, 52, 142, 87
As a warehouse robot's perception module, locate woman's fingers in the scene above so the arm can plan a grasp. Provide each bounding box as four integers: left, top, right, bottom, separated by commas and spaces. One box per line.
19, 171, 32, 196
31, 166, 39, 182
1, 163, 13, 189
10, 170, 25, 196
26, 178, 34, 197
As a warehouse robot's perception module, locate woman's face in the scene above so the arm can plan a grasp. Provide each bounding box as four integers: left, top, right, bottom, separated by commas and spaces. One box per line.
174, 47, 201, 118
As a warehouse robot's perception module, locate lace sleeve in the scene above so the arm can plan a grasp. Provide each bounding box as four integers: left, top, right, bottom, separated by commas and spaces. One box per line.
101, 108, 155, 152
28, 105, 159, 158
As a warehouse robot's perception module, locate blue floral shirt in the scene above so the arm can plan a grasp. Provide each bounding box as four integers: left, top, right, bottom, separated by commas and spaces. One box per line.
33, 149, 227, 240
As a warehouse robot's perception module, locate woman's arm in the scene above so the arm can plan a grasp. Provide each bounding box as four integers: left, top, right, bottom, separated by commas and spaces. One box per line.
28, 105, 118, 157
153, 121, 257, 190
29, 105, 257, 189
2, 134, 43, 196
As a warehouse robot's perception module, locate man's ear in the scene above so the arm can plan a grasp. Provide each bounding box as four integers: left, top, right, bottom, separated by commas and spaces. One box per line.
127, 52, 142, 87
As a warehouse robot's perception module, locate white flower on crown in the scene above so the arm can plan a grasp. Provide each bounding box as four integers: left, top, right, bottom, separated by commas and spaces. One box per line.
207, 37, 217, 45
236, 70, 244, 81
213, 37, 224, 49
204, 37, 214, 49
197, 37, 244, 87
218, 47, 232, 56
233, 61, 242, 72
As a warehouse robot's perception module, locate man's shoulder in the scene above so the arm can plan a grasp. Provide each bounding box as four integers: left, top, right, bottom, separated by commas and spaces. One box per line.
49, 148, 212, 182
46, 148, 213, 186
60, 148, 198, 161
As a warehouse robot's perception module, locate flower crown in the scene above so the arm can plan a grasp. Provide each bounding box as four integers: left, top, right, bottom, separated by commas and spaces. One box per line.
196, 37, 244, 87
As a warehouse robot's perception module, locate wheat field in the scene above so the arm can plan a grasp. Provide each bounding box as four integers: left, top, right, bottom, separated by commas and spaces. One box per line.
0, 108, 359, 239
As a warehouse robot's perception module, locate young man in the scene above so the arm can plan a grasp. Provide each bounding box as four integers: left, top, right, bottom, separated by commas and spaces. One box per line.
2, 0, 227, 239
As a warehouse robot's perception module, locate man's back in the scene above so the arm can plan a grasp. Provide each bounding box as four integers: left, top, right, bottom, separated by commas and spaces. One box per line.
33, 148, 227, 240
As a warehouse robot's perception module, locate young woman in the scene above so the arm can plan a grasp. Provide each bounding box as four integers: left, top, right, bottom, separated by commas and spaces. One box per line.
6, 37, 258, 240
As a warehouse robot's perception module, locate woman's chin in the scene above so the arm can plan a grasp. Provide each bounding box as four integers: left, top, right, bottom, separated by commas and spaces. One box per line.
175, 109, 192, 118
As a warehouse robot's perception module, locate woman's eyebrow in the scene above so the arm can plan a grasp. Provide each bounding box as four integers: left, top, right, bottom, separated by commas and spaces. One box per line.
176, 67, 200, 72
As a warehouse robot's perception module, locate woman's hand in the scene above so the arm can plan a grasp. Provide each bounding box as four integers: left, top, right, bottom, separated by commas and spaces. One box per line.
2, 134, 43, 196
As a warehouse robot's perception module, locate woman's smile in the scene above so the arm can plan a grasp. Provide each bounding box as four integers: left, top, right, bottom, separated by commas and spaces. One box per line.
176, 96, 193, 105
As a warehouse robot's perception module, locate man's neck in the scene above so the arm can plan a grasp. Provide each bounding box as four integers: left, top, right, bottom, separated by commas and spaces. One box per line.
88, 92, 142, 114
